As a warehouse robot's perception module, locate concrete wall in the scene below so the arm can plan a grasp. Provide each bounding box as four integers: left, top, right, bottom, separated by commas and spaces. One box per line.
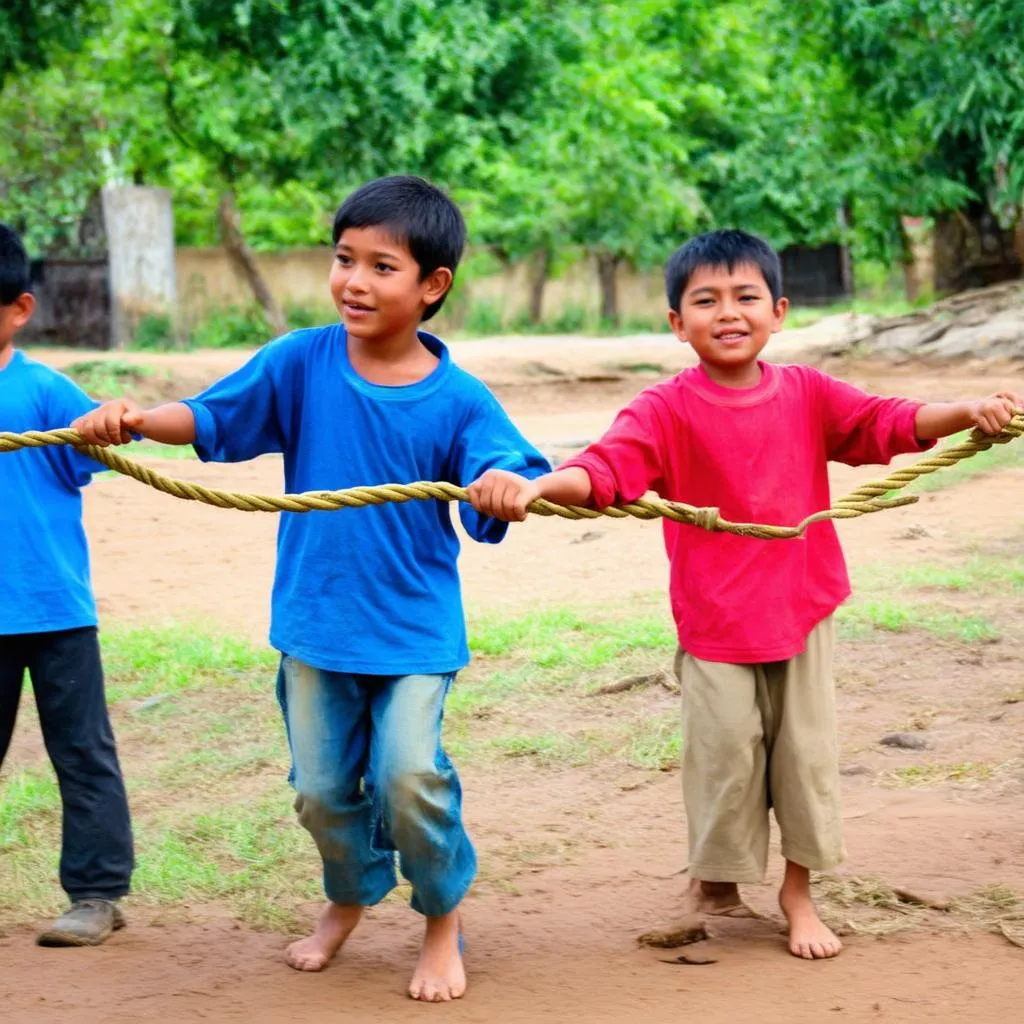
174, 246, 669, 329
176, 247, 335, 325
458, 255, 666, 327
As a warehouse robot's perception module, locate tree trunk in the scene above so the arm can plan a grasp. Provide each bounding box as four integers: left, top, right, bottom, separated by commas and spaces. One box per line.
528, 247, 552, 324
596, 250, 619, 326
899, 218, 920, 303
838, 204, 855, 298
217, 190, 288, 336
933, 202, 1022, 295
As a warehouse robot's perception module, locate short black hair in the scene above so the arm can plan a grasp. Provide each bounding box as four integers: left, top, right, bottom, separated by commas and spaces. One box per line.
665, 229, 783, 311
332, 175, 466, 322
0, 222, 32, 306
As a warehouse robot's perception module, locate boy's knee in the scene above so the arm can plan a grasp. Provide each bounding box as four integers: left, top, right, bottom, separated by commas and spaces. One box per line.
381, 768, 445, 836
691, 724, 761, 765
294, 790, 326, 827
294, 790, 349, 856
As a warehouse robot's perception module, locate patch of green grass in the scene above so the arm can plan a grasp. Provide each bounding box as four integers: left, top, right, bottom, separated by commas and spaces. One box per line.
469, 608, 674, 665
153, 740, 285, 792
621, 713, 680, 771
488, 731, 596, 767
462, 298, 505, 336
64, 359, 154, 399
900, 430, 1024, 494
102, 625, 276, 702
612, 361, 666, 375
131, 314, 177, 350
884, 761, 1002, 786
0, 768, 61, 852
784, 293, 923, 331
0, 767, 65, 916
881, 559, 1024, 593
132, 795, 321, 931
129, 441, 199, 460
188, 306, 268, 349
3, 605, 683, 926
837, 598, 999, 643
482, 712, 680, 772
451, 606, 676, 725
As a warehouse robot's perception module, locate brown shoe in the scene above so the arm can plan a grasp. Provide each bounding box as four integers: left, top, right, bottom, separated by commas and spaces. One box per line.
36, 899, 126, 947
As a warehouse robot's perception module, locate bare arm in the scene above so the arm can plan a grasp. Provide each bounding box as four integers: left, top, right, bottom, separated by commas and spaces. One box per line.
72, 399, 196, 446
466, 466, 593, 522
533, 467, 593, 505
915, 392, 1022, 440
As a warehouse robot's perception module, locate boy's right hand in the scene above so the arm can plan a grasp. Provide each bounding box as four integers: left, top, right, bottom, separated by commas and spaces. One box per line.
466, 469, 542, 522
72, 399, 145, 446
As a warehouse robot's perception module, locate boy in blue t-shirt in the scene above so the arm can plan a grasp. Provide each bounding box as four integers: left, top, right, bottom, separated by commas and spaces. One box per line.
75, 176, 549, 1002
0, 223, 134, 947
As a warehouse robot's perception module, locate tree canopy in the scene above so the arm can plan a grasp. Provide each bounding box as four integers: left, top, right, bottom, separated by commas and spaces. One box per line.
1, 0, 1020, 320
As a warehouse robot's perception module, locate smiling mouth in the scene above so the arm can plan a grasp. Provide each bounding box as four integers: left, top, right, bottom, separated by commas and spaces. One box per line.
343, 300, 375, 313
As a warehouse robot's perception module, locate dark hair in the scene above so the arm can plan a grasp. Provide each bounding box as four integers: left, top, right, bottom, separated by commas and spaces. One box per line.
0, 222, 32, 306
332, 175, 466, 322
665, 229, 783, 310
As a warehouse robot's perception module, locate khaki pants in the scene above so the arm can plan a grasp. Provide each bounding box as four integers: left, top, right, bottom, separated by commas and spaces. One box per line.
674, 617, 844, 883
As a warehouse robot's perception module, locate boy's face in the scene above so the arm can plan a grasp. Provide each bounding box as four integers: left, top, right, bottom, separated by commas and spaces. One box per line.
0, 292, 35, 367
667, 263, 787, 382
330, 226, 452, 343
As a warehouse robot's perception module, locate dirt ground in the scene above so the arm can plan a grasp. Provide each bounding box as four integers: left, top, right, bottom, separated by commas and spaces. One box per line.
2, 339, 1024, 1023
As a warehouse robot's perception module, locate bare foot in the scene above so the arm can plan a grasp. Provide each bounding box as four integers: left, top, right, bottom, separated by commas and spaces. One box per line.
779, 863, 842, 960
285, 902, 363, 971
638, 879, 760, 948
681, 877, 761, 918
408, 909, 465, 1002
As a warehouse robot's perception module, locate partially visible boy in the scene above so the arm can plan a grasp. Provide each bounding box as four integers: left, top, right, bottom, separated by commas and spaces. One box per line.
0, 223, 134, 946
467, 229, 1022, 960
74, 176, 549, 1001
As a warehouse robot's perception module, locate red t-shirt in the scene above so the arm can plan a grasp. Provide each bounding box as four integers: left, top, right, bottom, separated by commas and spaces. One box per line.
563, 362, 932, 663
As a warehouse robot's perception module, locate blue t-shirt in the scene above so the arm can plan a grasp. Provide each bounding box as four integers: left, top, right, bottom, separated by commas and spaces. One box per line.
0, 350, 100, 635
184, 325, 549, 675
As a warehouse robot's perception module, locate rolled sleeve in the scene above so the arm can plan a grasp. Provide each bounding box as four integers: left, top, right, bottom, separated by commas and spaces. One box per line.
182, 398, 221, 462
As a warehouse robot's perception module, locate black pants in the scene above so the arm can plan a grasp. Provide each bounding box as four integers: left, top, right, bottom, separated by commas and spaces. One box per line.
0, 627, 134, 901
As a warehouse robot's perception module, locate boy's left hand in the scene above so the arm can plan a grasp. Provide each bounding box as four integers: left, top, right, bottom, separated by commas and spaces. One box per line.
969, 392, 1024, 434
465, 468, 541, 522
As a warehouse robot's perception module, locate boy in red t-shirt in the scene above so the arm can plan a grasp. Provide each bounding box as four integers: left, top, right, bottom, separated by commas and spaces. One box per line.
467, 230, 1021, 960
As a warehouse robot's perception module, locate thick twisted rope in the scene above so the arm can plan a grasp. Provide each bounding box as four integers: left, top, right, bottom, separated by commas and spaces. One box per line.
1, 415, 1021, 540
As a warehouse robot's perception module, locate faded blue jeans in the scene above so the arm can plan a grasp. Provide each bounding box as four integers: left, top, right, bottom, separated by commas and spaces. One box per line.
276, 655, 476, 917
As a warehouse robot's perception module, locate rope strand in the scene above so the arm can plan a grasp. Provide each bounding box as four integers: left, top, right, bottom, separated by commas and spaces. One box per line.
1, 414, 1020, 540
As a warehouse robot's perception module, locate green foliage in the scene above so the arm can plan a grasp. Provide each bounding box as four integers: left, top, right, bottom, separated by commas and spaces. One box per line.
63, 359, 153, 398
188, 305, 269, 349
101, 624, 275, 702
2, 0, 1019, 294
132, 314, 177, 350
462, 298, 504, 337
0, 0, 91, 85
821, 0, 1024, 213
127, 305, 327, 351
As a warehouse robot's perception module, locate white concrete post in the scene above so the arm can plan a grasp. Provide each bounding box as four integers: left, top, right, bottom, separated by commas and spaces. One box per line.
101, 186, 176, 348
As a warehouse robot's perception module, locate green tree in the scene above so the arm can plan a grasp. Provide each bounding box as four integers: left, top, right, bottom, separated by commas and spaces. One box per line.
2, 0, 582, 327
814, 0, 1024, 290
472, 1, 764, 326
146, 0, 581, 331
0, 0, 92, 86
